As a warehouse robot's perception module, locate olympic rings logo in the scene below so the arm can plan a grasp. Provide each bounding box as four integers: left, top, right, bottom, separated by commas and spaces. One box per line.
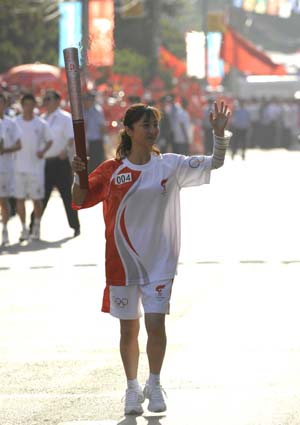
113, 297, 129, 308
189, 156, 204, 168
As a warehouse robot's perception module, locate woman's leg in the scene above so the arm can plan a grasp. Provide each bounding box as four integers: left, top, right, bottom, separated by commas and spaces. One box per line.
144, 313, 166, 374
144, 313, 167, 412
119, 318, 140, 380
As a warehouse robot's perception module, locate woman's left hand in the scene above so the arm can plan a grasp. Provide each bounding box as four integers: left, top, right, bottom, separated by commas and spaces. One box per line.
209, 101, 231, 137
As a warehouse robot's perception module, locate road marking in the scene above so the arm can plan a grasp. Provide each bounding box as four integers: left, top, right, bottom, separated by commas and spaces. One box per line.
30, 265, 54, 269
58, 422, 116, 425
0, 392, 121, 399
1, 260, 300, 272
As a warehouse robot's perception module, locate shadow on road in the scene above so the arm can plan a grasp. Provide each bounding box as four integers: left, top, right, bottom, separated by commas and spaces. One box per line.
0, 237, 73, 255
117, 415, 166, 425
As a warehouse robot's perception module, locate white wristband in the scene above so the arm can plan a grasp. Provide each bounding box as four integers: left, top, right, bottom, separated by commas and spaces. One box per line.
73, 173, 80, 185
212, 131, 232, 169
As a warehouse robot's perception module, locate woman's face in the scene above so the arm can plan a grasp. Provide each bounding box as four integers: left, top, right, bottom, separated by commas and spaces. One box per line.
126, 113, 160, 149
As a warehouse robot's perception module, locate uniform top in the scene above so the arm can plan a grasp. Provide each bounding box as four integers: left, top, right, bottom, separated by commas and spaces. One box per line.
0, 116, 21, 173
73, 153, 212, 286
43, 108, 74, 158
15, 115, 52, 174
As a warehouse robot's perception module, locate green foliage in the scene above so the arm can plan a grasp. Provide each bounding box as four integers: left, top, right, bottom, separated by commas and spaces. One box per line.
160, 0, 203, 59
112, 48, 173, 87
0, 0, 58, 73
160, 18, 186, 59
113, 48, 151, 82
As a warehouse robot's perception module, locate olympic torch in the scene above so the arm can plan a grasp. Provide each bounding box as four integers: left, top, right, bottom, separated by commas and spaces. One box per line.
63, 47, 88, 189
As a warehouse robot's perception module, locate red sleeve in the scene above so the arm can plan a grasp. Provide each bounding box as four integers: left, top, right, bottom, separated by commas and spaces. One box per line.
72, 159, 122, 210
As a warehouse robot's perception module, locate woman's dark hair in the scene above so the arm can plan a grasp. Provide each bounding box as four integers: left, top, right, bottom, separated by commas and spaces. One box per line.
115, 103, 161, 160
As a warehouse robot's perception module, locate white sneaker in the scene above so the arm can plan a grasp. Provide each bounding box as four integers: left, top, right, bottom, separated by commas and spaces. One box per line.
124, 387, 145, 415
31, 223, 40, 240
143, 382, 167, 412
19, 228, 29, 242
1, 229, 9, 246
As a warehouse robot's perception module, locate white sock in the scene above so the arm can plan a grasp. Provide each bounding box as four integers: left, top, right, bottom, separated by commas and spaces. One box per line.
148, 373, 160, 386
127, 378, 140, 390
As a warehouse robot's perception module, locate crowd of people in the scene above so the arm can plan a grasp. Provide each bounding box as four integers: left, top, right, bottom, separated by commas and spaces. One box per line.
1, 80, 300, 247
0, 89, 104, 246
231, 97, 300, 158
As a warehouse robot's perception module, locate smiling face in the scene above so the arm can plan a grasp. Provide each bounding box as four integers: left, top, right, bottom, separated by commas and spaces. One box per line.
126, 112, 160, 151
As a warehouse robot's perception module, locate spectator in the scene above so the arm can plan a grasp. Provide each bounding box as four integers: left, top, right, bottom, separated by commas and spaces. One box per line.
30, 90, 80, 237
230, 99, 251, 160
157, 96, 172, 153
82, 91, 106, 173
0, 93, 22, 245
167, 95, 190, 155
246, 98, 261, 148
15, 94, 53, 241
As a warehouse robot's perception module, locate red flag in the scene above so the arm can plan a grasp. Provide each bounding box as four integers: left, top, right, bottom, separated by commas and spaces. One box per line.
220, 27, 286, 75
88, 0, 114, 67
159, 46, 187, 77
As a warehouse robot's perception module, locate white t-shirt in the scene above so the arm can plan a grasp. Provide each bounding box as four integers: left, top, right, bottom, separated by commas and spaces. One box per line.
43, 108, 74, 158
15, 116, 52, 174
73, 153, 212, 286
0, 116, 21, 173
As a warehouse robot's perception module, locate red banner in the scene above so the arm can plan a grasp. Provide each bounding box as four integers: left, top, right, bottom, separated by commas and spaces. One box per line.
267, 0, 280, 15
220, 27, 286, 75
159, 46, 186, 77
88, 0, 114, 67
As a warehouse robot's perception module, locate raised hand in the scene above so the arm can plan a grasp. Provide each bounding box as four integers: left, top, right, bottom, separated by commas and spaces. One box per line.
209, 100, 231, 137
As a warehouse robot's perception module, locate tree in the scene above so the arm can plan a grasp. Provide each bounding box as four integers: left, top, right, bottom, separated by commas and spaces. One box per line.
0, 0, 58, 74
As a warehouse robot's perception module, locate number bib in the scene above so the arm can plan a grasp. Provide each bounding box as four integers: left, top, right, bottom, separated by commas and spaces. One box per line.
115, 172, 132, 185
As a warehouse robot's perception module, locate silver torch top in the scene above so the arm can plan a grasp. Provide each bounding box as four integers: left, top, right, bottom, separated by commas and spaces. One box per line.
63, 47, 84, 121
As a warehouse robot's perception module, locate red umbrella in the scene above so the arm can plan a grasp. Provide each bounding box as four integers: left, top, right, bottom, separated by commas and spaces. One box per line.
2, 63, 63, 87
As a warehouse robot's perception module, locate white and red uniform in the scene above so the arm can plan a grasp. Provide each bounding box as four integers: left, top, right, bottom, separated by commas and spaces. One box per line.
73, 153, 212, 314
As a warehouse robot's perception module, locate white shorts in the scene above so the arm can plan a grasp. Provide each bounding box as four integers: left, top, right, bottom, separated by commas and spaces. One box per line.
102, 280, 174, 320
15, 172, 45, 200
0, 172, 14, 197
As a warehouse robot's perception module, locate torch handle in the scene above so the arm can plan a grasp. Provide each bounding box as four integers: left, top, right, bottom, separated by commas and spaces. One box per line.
73, 120, 89, 189
63, 47, 88, 189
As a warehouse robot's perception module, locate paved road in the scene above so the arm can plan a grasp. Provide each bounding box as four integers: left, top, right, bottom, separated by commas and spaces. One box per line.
1, 149, 300, 425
